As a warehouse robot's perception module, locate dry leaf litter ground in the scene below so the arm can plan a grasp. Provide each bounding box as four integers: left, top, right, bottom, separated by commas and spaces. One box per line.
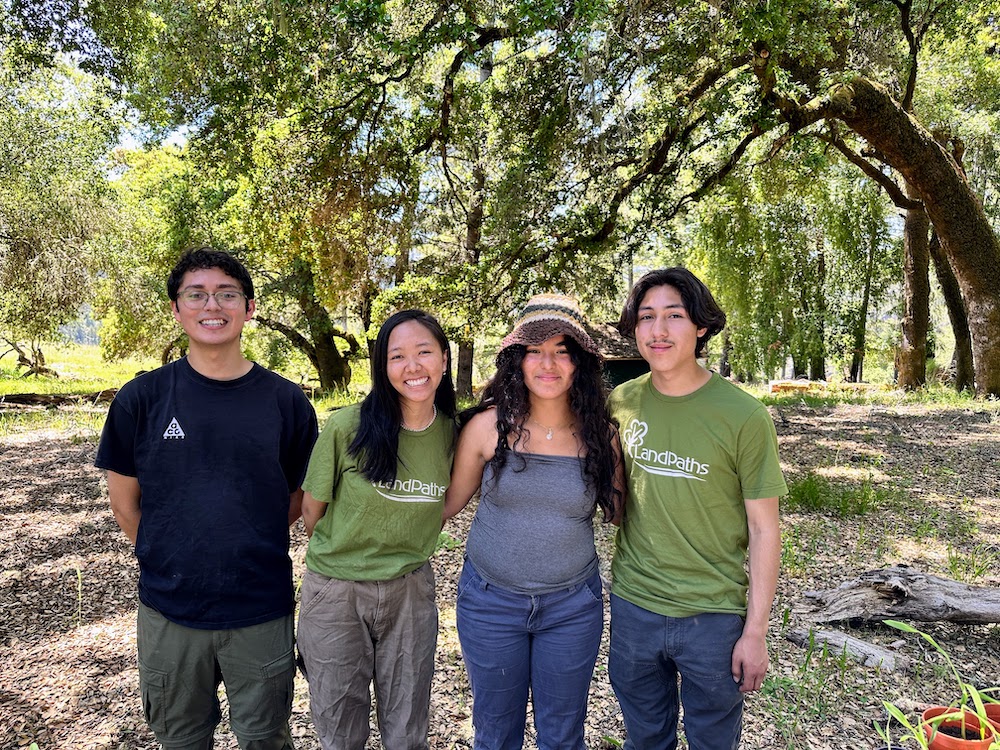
2, 399, 999, 749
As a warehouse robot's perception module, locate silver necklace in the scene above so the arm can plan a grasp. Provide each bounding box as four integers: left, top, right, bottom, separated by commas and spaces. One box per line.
528, 416, 572, 440
403, 404, 437, 432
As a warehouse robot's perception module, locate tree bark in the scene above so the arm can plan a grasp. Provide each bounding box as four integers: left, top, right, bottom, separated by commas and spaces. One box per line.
848, 242, 874, 383
897, 181, 930, 390
456, 138, 487, 400
828, 78, 1000, 396
718, 330, 732, 378
809, 239, 827, 381
456, 342, 475, 401
928, 231, 974, 391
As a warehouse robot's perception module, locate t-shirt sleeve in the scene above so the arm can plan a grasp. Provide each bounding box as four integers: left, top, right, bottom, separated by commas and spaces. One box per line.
302, 410, 347, 503
736, 405, 787, 500
282, 390, 319, 492
94, 390, 139, 477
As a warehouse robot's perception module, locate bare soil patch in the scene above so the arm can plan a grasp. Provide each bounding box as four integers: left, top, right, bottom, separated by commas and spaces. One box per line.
2, 401, 999, 749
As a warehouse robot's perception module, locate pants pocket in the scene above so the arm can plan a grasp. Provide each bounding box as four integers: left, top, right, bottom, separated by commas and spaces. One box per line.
261, 647, 296, 712
138, 662, 169, 734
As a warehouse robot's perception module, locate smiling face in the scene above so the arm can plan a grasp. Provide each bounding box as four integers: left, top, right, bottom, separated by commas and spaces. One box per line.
171, 267, 255, 350
520, 335, 576, 403
386, 320, 448, 410
634, 284, 707, 380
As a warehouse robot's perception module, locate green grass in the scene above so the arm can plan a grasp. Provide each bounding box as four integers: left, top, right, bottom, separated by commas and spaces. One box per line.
754, 382, 998, 413
756, 634, 875, 749
947, 543, 1000, 582
783, 471, 906, 517
0, 342, 374, 436
1, 343, 158, 396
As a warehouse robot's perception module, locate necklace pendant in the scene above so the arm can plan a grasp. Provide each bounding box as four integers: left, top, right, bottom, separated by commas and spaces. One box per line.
546, 428, 553, 440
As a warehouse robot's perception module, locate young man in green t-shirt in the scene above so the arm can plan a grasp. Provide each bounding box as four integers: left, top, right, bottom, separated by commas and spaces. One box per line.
608, 268, 786, 750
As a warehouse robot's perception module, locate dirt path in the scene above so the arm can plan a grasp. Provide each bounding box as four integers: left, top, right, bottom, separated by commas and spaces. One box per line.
2, 401, 999, 749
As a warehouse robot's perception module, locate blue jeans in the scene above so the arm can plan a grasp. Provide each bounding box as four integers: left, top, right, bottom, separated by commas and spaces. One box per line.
456, 560, 604, 750
608, 594, 744, 750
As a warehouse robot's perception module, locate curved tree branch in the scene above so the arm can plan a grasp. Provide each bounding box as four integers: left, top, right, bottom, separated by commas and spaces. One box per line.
815, 130, 924, 210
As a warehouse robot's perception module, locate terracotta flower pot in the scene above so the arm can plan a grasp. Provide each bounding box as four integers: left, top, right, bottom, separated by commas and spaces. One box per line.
985, 703, 1000, 735
921, 706, 999, 750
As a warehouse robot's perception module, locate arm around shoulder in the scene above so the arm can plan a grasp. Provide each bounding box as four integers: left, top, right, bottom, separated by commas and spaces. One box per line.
443, 409, 497, 522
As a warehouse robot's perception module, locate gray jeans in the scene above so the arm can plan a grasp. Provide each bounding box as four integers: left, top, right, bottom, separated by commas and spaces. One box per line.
296, 562, 438, 750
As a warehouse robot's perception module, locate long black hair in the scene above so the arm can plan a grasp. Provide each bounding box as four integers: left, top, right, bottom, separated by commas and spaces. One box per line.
464, 336, 622, 522
349, 310, 457, 484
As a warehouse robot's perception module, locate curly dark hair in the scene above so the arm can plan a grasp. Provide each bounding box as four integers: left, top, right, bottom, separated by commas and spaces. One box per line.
462, 336, 622, 523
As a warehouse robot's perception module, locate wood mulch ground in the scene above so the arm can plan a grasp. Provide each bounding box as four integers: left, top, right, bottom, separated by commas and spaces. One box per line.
2, 399, 999, 749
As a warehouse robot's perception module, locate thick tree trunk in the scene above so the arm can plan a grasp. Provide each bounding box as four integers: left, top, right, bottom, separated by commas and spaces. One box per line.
456, 341, 474, 401
929, 232, 974, 392
809, 240, 827, 381
791, 354, 807, 379
718, 330, 732, 378
258, 260, 355, 391
848, 246, 874, 383
296, 265, 352, 391
830, 78, 1000, 396
897, 182, 930, 390
457, 150, 487, 400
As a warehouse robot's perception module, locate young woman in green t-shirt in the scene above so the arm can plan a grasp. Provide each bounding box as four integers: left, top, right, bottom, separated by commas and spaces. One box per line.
297, 309, 457, 750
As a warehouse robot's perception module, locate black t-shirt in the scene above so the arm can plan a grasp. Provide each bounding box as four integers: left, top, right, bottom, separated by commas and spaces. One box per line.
96, 358, 318, 629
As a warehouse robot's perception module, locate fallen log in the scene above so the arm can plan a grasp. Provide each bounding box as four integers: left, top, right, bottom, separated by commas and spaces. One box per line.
787, 627, 909, 672
0, 390, 118, 407
803, 565, 1000, 624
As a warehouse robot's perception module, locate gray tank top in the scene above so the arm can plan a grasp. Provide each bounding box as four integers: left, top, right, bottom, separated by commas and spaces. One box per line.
465, 452, 598, 594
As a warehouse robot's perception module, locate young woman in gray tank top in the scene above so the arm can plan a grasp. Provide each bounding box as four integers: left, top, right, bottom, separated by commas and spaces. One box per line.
443, 294, 624, 750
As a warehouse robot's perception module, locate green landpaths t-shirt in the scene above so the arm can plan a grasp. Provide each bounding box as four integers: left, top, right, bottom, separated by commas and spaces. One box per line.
609, 372, 787, 618
303, 404, 454, 581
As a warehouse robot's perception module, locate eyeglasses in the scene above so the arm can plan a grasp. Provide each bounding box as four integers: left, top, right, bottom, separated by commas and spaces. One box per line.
177, 290, 247, 309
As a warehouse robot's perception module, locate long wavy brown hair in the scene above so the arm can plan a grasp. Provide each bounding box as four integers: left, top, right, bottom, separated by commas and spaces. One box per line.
460, 336, 621, 522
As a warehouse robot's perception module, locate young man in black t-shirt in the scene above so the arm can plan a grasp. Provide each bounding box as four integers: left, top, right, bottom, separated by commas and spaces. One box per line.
96, 248, 317, 749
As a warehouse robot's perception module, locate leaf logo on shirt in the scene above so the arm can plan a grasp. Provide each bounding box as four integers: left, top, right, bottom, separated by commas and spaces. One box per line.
621, 419, 648, 456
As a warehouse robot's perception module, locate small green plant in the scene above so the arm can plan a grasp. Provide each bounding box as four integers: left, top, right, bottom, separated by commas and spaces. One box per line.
780, 522, 824, 577
784, 472, 902, 517
784, 472, 836, 512
876, 620, 1000, 749
758, 632, 870, 748
947, 543, 999, 582
435, 531, 462, 552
